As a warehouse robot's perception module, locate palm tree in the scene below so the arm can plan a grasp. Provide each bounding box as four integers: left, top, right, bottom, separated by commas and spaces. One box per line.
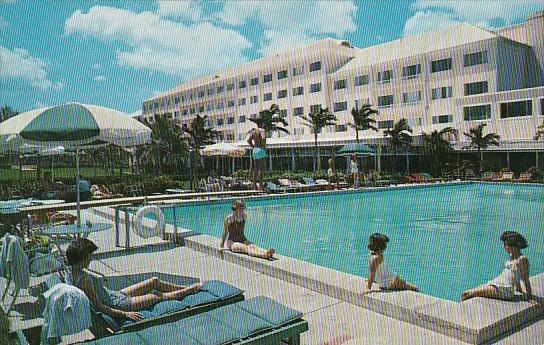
463, 123, 500, 176
0, 105, 18, 123
299, 107, 337, 174
383, 118, 413, 173
423, 127, 458, 176
248, 104, 289, 137
349, 104, 378, 143
182, 114, 220, 183
534, 119, 544, 169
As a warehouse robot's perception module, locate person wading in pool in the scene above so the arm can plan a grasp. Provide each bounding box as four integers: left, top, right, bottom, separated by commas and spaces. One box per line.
65, 238, 202, 321
461, 231, 538, 303
219, 200, 275, 259
247, 126, 267, 190
362, 233, 418, 294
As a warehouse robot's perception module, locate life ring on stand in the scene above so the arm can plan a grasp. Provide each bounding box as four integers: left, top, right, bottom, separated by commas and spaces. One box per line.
132, 205, 165, 239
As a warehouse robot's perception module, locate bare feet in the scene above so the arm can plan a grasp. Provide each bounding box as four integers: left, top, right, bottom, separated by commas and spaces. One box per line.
265, 248, 275, 259
188, 282, 203, 294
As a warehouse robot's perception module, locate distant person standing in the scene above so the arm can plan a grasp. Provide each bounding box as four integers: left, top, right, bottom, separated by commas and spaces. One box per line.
247, 127, 267, 190
327, 157, 336, 190
350, 154, 359, 188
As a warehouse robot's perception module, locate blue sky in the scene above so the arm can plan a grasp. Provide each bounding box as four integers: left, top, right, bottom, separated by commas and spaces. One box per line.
1, 1, 543, 114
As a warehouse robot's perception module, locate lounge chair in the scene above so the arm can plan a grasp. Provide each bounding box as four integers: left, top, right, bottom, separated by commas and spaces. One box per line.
500, 171, 514, 181
301, 177, 324, 191
482, 172, 494, 181
515, 172, 532, 182
76, 295, 308, 345
265, 182, 287, 194
277, 179, 301, 192
46, 272, 245, 337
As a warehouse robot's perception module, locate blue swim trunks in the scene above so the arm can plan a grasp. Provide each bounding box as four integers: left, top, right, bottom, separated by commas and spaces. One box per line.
252, 147, 267, 160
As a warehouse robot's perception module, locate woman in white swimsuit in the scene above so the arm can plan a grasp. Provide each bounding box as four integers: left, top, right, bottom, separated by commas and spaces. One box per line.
461, 231, 537, 303
362, 233, 418, 294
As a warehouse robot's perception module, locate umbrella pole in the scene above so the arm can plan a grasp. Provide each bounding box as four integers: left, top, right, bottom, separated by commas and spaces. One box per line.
76, 145, 81, 228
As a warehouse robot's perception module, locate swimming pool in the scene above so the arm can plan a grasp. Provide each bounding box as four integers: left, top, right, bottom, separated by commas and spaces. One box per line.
163, 183, 544, 301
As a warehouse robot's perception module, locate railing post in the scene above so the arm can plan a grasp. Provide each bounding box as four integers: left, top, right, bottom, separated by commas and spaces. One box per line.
114, 207, 120, 247
172, 205, 178, 244
124, 206, 130, 250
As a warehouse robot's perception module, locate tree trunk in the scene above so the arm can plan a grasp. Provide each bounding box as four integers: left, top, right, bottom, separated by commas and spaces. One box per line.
314, 133, 318, 175
356, 129, 359, 143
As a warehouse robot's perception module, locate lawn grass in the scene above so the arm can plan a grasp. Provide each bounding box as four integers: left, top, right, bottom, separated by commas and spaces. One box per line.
0, 167, 124, 182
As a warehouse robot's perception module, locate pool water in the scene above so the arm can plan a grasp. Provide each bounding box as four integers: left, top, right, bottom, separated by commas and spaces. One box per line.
163, 183, 544, 301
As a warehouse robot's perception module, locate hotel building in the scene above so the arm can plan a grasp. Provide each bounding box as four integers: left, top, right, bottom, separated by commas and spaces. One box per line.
141, 11, 544, 172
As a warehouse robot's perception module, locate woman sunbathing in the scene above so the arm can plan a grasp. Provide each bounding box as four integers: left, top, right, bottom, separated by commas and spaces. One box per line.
65, 238, 202, 321
219, 200, 275, 259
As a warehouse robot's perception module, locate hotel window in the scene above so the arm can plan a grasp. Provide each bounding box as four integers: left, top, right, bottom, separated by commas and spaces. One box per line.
334, 79, 346, 90
207, 88, 214, 96
464, 104, 491, 121
217, 86, 224, 93
378, 120, 394, 129
227, 117, 235, 124
175, 97, 180, 104
250, 95, 258, 104
293, 86, 304, 96
431, 86, 453, 100
217, 101, 224, 109
227, 83, 234, 91
432, 115, 453, 124
431, 58, 452, 73
277, 70, 288, 79
402, 91, 422, 104
217, 118, 224, 126
355, 75, 369, 86
182, 123, 188, 129
181, 94, 186, 102
402, 64, 421, 79
279, 109, 288, 118
174, 111, 179, 118
263, 73, 272, 83
464, 50, 488, 67
189, 93, 194, 100
377, 70, 392, 83
239, 80, 246, 89
250, 77, 259, 86
264, 92, 272, 101
182, 109, 188, 116
239, 115, 246, 123
464, 81, 488, 96
293, 66, 304, 76
198, 90, 205, 98
238, 98, 246, 106
377, 95, 394, 108
227, 100, 235, 108
198, 106, 204, 113
336, 124, 347, 132
190, 108, 196, 114
334, 101, 348, 112
310, 104, 321, 113
294, 127, 305, 136
541, 99, 544, 115
309, 61, 321, 72
293, 107, 304, 116
278, 89, 288, 99
206, 103, 213, 112
500, 100, 532, 118
310, 83, 321, 93
226, 132, 235, 141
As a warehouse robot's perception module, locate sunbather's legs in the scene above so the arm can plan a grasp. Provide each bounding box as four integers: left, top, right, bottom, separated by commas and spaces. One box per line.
127, 283, 203, 310
461, 284, 503, 301
121, 277, 193, 296
390, 278, 418, 292
231, 242, 274, 259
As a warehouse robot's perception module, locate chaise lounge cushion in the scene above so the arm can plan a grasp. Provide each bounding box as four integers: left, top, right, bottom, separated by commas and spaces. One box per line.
207, 303, 273, 336
87, 332, 144, 345
138, 322, 201, 345
175, 315, 240, 344
236, 295, 303, 327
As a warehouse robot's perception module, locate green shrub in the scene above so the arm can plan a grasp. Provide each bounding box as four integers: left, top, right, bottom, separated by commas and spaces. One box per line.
0, 313, 17, 345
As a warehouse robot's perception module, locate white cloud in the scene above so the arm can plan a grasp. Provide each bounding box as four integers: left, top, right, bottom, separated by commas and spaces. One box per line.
65, 6, 252, 77
0, 45, 63, 91
157, 1, 202, 21
93, 75, 106, 82
92, 63, 101, 69
217, 1, 357, 56
405, 1, 544, 36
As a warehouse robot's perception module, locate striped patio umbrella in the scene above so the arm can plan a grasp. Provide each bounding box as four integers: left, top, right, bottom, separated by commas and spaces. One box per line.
337, 143, 375, 156
0, 102, 151, 226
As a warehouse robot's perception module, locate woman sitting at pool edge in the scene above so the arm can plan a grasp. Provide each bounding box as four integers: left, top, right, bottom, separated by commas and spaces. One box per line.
219, 200, 275, 259
461, 231, 537, 303
362, 233, 418, 295
65, 238, 202, 321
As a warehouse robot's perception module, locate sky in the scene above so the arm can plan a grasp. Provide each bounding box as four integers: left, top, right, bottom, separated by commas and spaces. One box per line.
1, 0, 543, 114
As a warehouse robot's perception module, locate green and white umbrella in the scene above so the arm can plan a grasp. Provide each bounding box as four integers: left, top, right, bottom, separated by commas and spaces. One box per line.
0, 102, 151, 226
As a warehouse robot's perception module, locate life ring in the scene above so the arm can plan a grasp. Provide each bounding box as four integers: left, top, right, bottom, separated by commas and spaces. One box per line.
132, 205, 165, 239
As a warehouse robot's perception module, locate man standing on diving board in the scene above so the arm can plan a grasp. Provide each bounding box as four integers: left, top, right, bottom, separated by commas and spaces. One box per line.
247, 126, 267, 191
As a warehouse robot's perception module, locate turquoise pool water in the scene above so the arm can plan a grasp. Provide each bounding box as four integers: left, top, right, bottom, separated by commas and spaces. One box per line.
163, 183, 544, 301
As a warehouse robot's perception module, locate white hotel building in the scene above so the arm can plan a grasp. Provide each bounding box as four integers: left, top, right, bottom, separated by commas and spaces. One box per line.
141, 11, 544, 172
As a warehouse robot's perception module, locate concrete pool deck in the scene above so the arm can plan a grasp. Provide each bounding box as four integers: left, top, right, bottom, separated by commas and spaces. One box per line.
2, 205, 543, 345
